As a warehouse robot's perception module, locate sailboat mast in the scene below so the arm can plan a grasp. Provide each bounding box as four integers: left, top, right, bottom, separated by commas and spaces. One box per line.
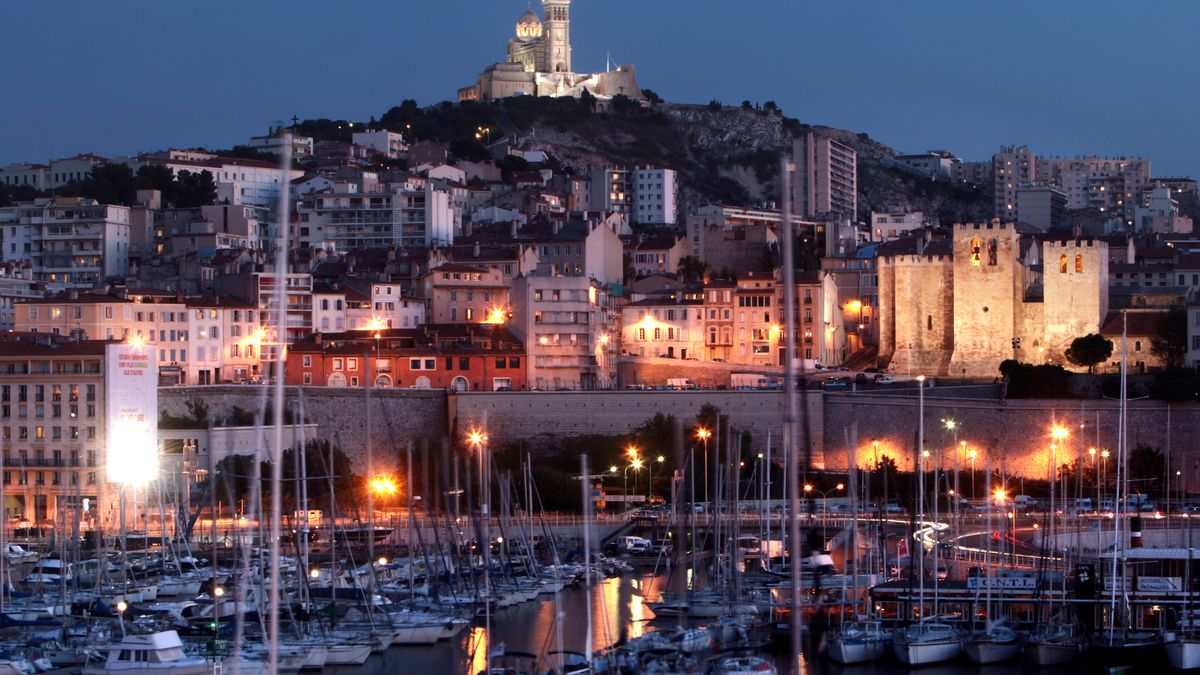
267, 132, 294, 673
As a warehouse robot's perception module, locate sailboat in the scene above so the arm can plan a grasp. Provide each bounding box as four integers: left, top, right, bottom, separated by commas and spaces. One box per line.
826, 618, 891, 665
964, 457, 1020, 664
892, 380, 962, 666
1164, 520, 1200, 669
1092, 312, 1163, 664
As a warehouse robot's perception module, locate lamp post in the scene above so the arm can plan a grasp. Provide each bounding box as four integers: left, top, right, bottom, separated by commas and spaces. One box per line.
1101, 449, 1110, 511
1089, 448, 1098, 514
624, 458, 644, 509
696, 428, 711, 506
804, 483, 844, 544
969, 448, 978, 501
942, 419, 960, 522
649, 456, 665, 503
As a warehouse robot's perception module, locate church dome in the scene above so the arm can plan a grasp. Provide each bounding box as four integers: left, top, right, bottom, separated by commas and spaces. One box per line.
516, 9, 543, 38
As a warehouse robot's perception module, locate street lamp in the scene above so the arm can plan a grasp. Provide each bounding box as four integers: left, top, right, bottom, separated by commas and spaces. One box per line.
624, 458, 644, 509
696, 428, 711, 505
968, 448, 978, 501
804, 483, 844, 544
649, 456, 665, 503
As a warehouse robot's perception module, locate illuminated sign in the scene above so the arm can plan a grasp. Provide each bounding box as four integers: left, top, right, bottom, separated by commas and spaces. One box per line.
104, 343, 159, 484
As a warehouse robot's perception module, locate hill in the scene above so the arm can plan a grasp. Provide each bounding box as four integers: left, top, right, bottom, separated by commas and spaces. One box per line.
301, 96, 993, 223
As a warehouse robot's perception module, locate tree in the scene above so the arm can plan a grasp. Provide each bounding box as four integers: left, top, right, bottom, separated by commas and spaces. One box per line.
1065, 333, 1114, 373
1151, 305, 1188, 369
641, 89, 663, 105
676, 255, 708, 282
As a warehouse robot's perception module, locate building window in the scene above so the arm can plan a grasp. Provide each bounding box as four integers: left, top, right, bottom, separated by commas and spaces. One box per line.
970, 238, 982, 265
1075, 254, 1083, 274
1059, 254, 1068, 274
988, 239, 997, 266
303, 355, 312, 367
927, 315, 933, 331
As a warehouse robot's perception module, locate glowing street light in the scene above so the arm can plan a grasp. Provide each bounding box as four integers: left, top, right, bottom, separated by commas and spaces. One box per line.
1050, 425, 1070, 442
370, 476, 398, 496
364, 317, 388, 332
482, 307, 508, 325
695, 427, 712, 505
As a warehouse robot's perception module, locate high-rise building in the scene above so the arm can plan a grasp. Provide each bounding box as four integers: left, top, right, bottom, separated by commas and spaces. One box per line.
792, 132, 857, 218
992, 145, 1037, 221
632, 167, 677, 224
1015, 183, 1068, 231
0, 198, 130, 290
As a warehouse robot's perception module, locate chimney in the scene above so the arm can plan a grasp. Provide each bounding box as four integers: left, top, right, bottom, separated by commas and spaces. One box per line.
1128, 236, 1136, 263
510, 220, 518, 239
67, 288, 79, 301
314, 334, 323, 346
473, 241, 481, 258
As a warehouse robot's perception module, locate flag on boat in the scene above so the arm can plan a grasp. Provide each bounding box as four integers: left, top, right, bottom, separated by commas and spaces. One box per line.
489, 641, 506, 657
897, 537, 908, 558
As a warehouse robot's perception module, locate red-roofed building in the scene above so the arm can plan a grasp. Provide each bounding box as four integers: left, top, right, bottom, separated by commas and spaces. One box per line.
285, 324, 526, 391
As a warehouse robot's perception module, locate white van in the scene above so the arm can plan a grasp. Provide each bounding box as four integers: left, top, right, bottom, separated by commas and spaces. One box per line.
618, 536, 653, 554
666, 378, 697, 390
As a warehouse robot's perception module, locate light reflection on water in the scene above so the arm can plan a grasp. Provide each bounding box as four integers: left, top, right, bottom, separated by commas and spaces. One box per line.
329, 575, 1096, 675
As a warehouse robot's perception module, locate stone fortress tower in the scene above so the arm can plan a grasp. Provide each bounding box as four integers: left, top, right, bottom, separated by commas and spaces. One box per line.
877, 220, 1109, 378
947, 221, 1023, 377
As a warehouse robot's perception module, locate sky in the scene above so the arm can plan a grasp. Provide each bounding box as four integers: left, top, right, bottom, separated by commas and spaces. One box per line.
2, 1, 1199, 176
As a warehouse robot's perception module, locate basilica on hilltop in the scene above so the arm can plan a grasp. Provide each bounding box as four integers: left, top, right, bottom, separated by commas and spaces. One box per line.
458, 0, 643, 102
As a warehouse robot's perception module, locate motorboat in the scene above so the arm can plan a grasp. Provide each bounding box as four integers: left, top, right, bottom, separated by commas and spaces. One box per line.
708, 655, 776, 674
81, 630, 213, 675
1166, 632, 1200, 671
22, 559, 70, 588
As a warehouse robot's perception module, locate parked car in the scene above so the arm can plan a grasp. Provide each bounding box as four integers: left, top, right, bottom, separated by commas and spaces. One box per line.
822, 378, 849, 390
874, 375, 897, 384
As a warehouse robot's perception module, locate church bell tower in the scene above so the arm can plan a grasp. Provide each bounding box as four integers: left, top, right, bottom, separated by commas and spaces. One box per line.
542, 0, 572, 73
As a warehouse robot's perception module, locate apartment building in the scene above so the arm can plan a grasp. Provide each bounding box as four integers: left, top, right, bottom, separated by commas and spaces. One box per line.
993, 145, 1037, 222
13, 291, 263, 385
588, 168, 632, 217
732, 272, 779, 367
686, 205, 782, 267
352, 130, 408, 159
621, 295, 703, 360
423, 264, 509, 324
702, 280, 735, 362
0, 198, 131, 290
1037, 156, 1150, 223
792, 132, 857, 218
123, 151, 303, 209
296, 181, 457, 251
632, 167, 677, 224
285, 325, 526, 391
509, 275, 620, 390
521, 218, 624, 286
629, 235, 688, 278
0, 336, 117, 526
0, 263, 44, 330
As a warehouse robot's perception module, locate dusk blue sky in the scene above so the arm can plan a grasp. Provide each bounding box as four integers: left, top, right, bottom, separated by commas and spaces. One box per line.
3, 1, 1198, 176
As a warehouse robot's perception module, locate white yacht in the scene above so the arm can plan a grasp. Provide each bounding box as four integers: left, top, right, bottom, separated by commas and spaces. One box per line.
81, 631, 213, 675
892, 621, 963, 665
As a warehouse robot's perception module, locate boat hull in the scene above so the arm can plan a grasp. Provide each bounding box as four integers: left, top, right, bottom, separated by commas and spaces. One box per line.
1167, 639, 1200, 670
964, 638, 1021, 664
827, 637, 890, 665
893, 638, 962, 665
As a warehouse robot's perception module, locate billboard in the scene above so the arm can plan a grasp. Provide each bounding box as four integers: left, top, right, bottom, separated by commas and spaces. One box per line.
104, 343, 158, 484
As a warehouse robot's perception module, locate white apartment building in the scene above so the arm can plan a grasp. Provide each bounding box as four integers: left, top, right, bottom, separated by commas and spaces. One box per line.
0, 264, 44, 330
509, 275, 619, 390
45, 155, 108, 189
632, 168, 677, 224
870, 211, 927, 241
0, 163, 48, 190
246, 131, 314, 158
0, 198, 130, 289
621, 296, 704, 360
1037, 156, 1150, 223
184, 297, 263, 384
297, 182, 458, 252
352, 130, 408, 159
368, 281, 425, 329
123, 151, 303, 209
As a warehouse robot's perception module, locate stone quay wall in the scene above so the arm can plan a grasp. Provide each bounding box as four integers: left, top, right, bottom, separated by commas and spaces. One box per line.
159, 386, 446, 473
451, 390, 825, 460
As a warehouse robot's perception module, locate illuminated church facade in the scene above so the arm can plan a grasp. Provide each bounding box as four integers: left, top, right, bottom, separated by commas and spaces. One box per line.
459, 0, 643, 102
